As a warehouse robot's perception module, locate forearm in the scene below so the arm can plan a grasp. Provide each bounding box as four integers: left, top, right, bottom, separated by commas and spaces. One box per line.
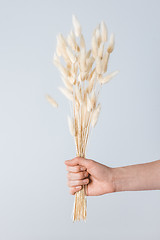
112, 160, 160, 192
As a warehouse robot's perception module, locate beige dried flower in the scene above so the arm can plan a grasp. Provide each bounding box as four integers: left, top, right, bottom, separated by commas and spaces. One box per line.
67, 115, 75, 136
72, 15, 81, 37
101, 21, 108, 42
107, 33, 115, 53
52, 14, 118, 222
46, 94, 58, 108
99, 70, 119, 84
59, 87, 73, 101
91, 103, 101, 127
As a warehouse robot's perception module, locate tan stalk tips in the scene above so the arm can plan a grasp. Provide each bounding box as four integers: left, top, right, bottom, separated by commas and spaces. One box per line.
72, 15, 82, 37
99, 70, 119, 84
46, 95, 58, 108
67, 115, 75, 136
91, 103, 101, 127
101, 21, 108, 42
107, 33, 115, 53
58, 87, 73, 101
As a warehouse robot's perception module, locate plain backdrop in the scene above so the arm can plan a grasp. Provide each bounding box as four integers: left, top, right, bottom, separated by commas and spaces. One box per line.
0, 0, 160, 239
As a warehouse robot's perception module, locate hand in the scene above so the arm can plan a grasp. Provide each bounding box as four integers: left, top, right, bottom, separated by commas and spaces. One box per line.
64, 157, 115, 196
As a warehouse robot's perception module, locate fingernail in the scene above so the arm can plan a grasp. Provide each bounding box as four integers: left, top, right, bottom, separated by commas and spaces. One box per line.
76, 186, 81, 189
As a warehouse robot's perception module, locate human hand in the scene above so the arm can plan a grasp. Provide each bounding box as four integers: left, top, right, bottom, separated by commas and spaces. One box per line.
64, 157, 115, 196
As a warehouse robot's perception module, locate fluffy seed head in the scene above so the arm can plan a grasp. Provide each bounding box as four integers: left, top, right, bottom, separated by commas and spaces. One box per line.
59, 87, 73, 101
67, 115, 75, 136
66, 47, 76, 63
72, 15, 81, 37
96, 57, 102, 74
107, 33, 115, 53
101, 21, 108, 42
46, 95, 58, 108
61, 76, 73, 92
99, 70, 119, 84
87, 91, 96, 112
75, 85, 83, 104
91, 103, 101, 127
91, 35, 98, 59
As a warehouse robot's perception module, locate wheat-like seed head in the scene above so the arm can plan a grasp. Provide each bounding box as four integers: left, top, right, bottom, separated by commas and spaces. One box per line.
72, 15, 81, 37
107, 33, 115, 53
91, 103, 101, 127
59, 87, 73, 101
67, 115, 75, 136
101, 21, 108, 42
46, 95, 58, 108
99, 70, 119, 84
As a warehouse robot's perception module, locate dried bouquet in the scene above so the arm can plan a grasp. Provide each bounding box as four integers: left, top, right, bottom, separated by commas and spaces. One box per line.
47, 15, 118, 221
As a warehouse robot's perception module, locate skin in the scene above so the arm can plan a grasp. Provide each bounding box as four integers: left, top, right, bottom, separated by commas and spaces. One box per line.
64, 157, 160, 196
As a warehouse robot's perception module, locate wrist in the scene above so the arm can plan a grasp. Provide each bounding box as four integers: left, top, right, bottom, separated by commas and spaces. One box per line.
111, 166, 131, 192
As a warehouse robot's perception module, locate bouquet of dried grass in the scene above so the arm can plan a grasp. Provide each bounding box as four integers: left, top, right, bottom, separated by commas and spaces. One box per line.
48, 15, 118, 221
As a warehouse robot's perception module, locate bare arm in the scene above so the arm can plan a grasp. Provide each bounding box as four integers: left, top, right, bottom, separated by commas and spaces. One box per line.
65, 157, 160, 196
113, 160, 160, 192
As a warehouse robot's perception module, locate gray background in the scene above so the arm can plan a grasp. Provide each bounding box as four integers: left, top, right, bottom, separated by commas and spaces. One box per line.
0, 0, 160, 239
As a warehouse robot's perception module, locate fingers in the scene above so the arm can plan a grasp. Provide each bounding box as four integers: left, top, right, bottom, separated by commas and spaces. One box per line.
68, 171, 88, 180
69, 186, 82, 195
66, 165, 86, 173
67, 171, 89, 187
68, 178, 89, 188
65, 157, 92, 195
65, 157, 92, 168
67, 169, 89, 195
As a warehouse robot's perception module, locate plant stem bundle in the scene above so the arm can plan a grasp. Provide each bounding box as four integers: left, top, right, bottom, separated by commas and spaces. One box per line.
53, 15, 118, 221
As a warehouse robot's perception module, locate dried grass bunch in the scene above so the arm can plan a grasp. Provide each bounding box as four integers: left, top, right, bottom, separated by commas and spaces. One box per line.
52, 15, 118, 221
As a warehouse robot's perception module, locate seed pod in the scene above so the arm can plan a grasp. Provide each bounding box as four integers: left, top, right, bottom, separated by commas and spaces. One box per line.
80, 34, 86, 50
91, 35, 98, 58
72, 15, 81, 37
66, 47, 76, 63
96, 57, 102, 74
95, 27, 101, 47
87, 71, 96, 93
98, 42, 104, 59
67, 30, 79, 52
91, 103, 101, 127
101, 21, 108, 42
61, 76, 73, 92
79, 48, 86, 72
59, 87, 73, 101
75, 85, 83, 104
102, 51, 109, 73
107, 33, 115, 53
67, 115, 75, 136
87, 91, 96, 112
46, 95, 58, 108
99, 70, 119, 84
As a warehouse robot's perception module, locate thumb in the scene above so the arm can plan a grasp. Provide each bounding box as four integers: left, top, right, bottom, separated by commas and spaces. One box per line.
64, 157, 91, 168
